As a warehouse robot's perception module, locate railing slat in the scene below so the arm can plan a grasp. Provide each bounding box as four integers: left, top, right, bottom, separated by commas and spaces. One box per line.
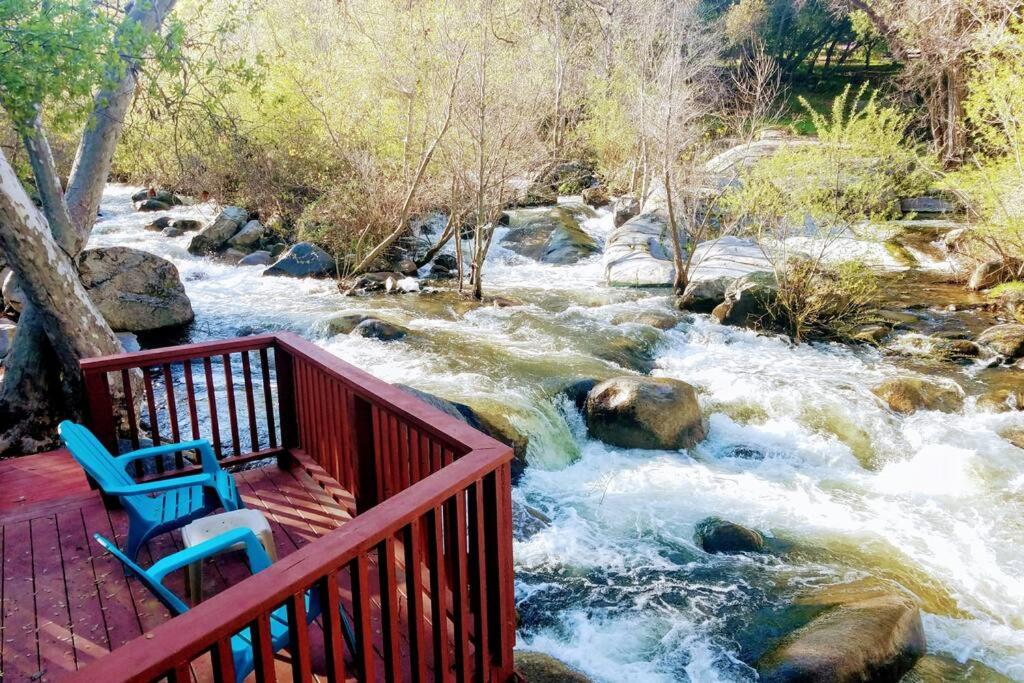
352, 555, 376, 683
211, 637, 236, 683
427, 505, 451, 681
378, 535, 401, 682
449, 493, 472, 683
241, 351, 260, 453
183, 359, 201, 441
162, 363, 183, 467
250, 612, 277, 683
203, 356, 223, 459
222, 354, 241, 457
259, 348, 277, 449
403, 519, 428, 682
143, 367, 163, 467
469, 479, 491, 680
320, 573, 348, 683
285, 592, 312, 683
120, 369, 140, 455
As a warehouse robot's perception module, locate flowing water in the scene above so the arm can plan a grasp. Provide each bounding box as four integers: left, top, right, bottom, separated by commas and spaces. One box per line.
90, 185, 1024, 681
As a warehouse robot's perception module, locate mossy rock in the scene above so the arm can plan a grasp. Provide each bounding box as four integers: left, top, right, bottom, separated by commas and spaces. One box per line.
871, 377, 964, 414
514, 651, 592, 683
694, 517, 764, 554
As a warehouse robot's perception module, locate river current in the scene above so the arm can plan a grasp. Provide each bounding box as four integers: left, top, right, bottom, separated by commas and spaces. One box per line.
90, 184, 1024, 681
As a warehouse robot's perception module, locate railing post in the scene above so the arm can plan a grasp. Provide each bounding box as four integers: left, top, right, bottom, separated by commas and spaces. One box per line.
274, 345, 299, 450
82, 369, 118, 453
353, 396, 379, 513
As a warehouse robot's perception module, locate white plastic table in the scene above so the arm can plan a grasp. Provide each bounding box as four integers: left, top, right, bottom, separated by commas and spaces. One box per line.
180, 508, 277, 602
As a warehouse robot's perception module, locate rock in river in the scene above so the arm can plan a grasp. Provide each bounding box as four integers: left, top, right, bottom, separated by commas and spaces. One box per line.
976, 323, 1024, 359
711, 271, 779, 330
351, 318, 407, 341
757, 580, 926, 683
603, 210, 676, 287
500, 207, 599, 265
514, 651, 592, 683
611, 196, 641, 227
263, 242, 337, 278
188, 206, 249, 255
584, 376, 704, 450
695, 517, 764, 554
871, 377, 964, 414
78, 247, 194, 332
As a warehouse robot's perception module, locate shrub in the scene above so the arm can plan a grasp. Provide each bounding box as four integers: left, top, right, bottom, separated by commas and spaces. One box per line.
770, 259, 880, 343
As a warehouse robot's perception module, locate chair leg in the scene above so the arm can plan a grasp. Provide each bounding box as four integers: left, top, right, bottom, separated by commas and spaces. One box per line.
126, 525, 149, 563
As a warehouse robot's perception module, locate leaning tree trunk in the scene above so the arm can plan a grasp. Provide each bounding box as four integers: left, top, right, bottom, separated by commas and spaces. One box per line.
0, 0, 178, 454
0, 151, 124, 407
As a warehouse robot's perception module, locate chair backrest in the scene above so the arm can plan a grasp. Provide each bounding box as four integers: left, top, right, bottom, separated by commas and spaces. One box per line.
93, 533, 190, 616
58, 420, 135, 491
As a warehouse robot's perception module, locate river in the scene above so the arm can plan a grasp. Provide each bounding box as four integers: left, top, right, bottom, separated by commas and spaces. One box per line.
89, 184, 1024, 681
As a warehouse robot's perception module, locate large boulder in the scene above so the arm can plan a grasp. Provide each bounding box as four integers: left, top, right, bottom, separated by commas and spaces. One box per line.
695, 517, 764, 554
711, 271, 779, 329
705, 134, 818, 189
584, 376, 704, 450
976, 323, 1024, 359
757, 581, 926, 683
514, 651, 592, 683
262, 242, 337, 278
603, 210, 676, 287
581, 185, 610, 208
681, 237, 773, 312
187, 206, 249, 255
968, 258, 1023, 291
501, 208, 599, 265
871, 377, 964, 414
78, 247, 194, 332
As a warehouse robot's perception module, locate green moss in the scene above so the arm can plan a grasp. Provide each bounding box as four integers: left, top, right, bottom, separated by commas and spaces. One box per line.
988, 281, 1024, 297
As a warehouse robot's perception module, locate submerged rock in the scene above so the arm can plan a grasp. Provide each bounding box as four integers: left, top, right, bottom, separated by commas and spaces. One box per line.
135, 198, 171, 212
610, 310, 679, 330
263, 242, 337, 278
512, 500, 551, 541
78, 247, 194, 332
394, 385, 529, 479
871, 377, 964, 414
187, 206, 249, 255
584, 376, 704, 450
902, 654, 1015, 682
514, 651, 592, 683
694, 517, 764, 554
976, 323, 1024, 359
171, 218, 202, 232
757, 581, 926, 683
145, 216, 172, 231
351, 318, 407, 341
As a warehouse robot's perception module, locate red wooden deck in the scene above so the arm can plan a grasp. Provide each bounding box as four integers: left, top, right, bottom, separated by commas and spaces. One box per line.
0, 454, 354, 682
1, 332, 515, 682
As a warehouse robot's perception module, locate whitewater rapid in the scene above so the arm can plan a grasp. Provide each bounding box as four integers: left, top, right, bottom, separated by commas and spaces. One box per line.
90, 185, 1024, 681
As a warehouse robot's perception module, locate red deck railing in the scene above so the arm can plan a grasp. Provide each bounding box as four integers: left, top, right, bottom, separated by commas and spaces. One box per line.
73, 332, 516, 682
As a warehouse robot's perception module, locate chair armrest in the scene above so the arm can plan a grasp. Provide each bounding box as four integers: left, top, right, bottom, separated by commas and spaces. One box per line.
117, 440, 213, 466
148, 528, 273, 582
105, 473, 213, 496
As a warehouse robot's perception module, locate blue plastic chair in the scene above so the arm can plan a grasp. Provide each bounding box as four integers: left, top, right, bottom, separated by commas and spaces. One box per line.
59, 420, 243, 560
94, 529, 357, 682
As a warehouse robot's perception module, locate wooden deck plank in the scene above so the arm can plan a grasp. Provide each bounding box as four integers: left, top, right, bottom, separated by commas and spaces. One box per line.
31, 514, 78, 679
0, 450, 91, 514
2, 519, 40, 682
55, 507, 112, 669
